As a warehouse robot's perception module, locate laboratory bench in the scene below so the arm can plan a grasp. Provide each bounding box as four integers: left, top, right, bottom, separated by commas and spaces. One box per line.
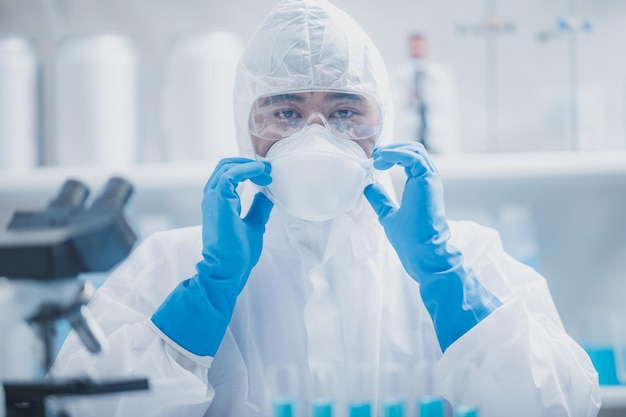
601, 386, 626, 414
2, 149, 626, 412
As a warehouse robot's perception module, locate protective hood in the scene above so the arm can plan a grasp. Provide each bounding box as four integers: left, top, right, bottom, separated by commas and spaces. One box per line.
233, 0, 394, 158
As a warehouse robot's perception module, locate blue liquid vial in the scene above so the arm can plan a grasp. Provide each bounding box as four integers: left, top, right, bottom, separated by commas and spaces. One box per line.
382, 399, 404, 417
349, 402, 372, 417
454, 405, 479, 417
311, 400, 333, 417
418, 396, 444, 417
273, 399, 297, 417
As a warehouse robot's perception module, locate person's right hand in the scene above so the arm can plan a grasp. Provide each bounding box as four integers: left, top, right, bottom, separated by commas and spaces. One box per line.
364, 144, 501, 352
152, 158, 273, 358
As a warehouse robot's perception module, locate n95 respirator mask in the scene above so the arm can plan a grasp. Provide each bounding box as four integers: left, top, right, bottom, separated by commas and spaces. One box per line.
259, 125, 374, 222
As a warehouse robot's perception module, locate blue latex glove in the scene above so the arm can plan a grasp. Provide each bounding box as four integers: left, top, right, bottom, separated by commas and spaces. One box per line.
152, 158, 273, 357
364, 143, 501, 351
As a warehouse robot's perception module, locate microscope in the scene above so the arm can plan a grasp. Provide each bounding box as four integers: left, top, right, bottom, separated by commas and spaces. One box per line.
0, 177, 149, 417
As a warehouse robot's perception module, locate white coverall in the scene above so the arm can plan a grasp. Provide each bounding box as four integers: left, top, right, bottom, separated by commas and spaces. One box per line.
52, 0, 601, 416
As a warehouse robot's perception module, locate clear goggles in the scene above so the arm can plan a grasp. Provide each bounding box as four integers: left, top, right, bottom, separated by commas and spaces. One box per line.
249, 90, 381, 141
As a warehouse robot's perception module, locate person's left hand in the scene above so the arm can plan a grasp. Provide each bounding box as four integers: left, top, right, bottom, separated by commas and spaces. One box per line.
364, 142, 501, 351
364, 142, 448, 269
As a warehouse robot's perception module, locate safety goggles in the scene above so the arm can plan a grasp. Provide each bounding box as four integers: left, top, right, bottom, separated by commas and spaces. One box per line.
249, 90, 381, 141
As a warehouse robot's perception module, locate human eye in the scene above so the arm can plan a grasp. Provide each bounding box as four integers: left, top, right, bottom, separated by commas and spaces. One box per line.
335, 108, 355, 119
329, 108, 358, 121
273, 109, 300, 121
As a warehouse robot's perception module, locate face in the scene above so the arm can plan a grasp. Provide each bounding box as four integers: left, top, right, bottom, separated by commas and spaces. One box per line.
249, 91, 380, 157
409, 35, 428, 59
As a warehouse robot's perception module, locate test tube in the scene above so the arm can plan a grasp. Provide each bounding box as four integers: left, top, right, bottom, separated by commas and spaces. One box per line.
347, 363, 375, 417
268, 363, 299, 417
418, 396, 444, 417
380, 363, 408, 417
274, 400, 297, 417
349, 402, 372, 417
612, 316, 626, 384
454, 405, 479, 417
310, 363, 338, 417
381, 401, 403, 417
311, 400, 334, 417
576, 310, 621, 385
413, 360, 436, 398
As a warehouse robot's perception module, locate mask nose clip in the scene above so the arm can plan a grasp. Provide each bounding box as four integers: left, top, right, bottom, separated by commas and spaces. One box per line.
304, 113, 331, 130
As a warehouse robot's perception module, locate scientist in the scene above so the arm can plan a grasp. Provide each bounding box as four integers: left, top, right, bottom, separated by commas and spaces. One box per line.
52, 0, 600, 416
391, 32, 460, 154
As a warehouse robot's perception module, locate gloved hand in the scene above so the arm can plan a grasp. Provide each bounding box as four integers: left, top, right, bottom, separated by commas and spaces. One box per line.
364, 143, 501, 352
152, 158, 273, 357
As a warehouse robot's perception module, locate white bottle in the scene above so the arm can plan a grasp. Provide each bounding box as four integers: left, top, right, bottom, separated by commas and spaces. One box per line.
0, 36, 38, 171
161, 30, 243, 162
53, 33, 139, 167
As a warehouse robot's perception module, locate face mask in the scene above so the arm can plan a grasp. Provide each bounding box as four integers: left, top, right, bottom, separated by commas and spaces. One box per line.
259, 125, 374, 222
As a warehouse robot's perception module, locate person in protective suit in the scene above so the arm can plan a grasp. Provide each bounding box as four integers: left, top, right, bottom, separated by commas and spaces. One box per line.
52, 1, 600, 416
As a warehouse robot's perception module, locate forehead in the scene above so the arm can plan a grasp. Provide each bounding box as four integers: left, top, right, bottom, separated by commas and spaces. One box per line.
257, 91, 373, 107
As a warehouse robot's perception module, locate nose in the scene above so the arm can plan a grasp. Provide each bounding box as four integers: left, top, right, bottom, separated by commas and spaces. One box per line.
304, 113, 330, 129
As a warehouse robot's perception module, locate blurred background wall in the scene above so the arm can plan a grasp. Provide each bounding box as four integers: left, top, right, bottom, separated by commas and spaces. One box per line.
1, 0, 625, 165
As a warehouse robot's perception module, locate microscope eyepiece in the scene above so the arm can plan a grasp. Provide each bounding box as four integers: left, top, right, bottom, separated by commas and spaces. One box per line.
2, 175, 137, 278
49, 179, 90, 210
90, 177, 134, 212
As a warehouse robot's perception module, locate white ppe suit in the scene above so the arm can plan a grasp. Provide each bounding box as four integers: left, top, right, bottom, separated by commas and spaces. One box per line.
52, 0, 601, 416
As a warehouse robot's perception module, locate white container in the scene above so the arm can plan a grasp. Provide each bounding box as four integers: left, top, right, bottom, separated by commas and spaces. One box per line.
161, 31, 243, 162
53, 33, 139, 167
0, 36, 38, 171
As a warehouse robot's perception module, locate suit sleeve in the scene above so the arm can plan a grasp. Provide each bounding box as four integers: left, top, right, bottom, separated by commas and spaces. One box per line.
435, 221, 601, 417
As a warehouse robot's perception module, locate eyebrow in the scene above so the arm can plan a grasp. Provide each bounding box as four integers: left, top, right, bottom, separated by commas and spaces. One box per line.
325, 92, 364, 103
259, 94, 305, 107
259, 92, 366, 107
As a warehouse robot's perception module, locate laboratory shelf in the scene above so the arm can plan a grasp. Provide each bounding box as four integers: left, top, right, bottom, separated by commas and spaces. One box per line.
429, 149, 626, 181
1, 149, 626, 192
384, 149, 626, 200
0, 160, 215, 192
396, 149, 626, 192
